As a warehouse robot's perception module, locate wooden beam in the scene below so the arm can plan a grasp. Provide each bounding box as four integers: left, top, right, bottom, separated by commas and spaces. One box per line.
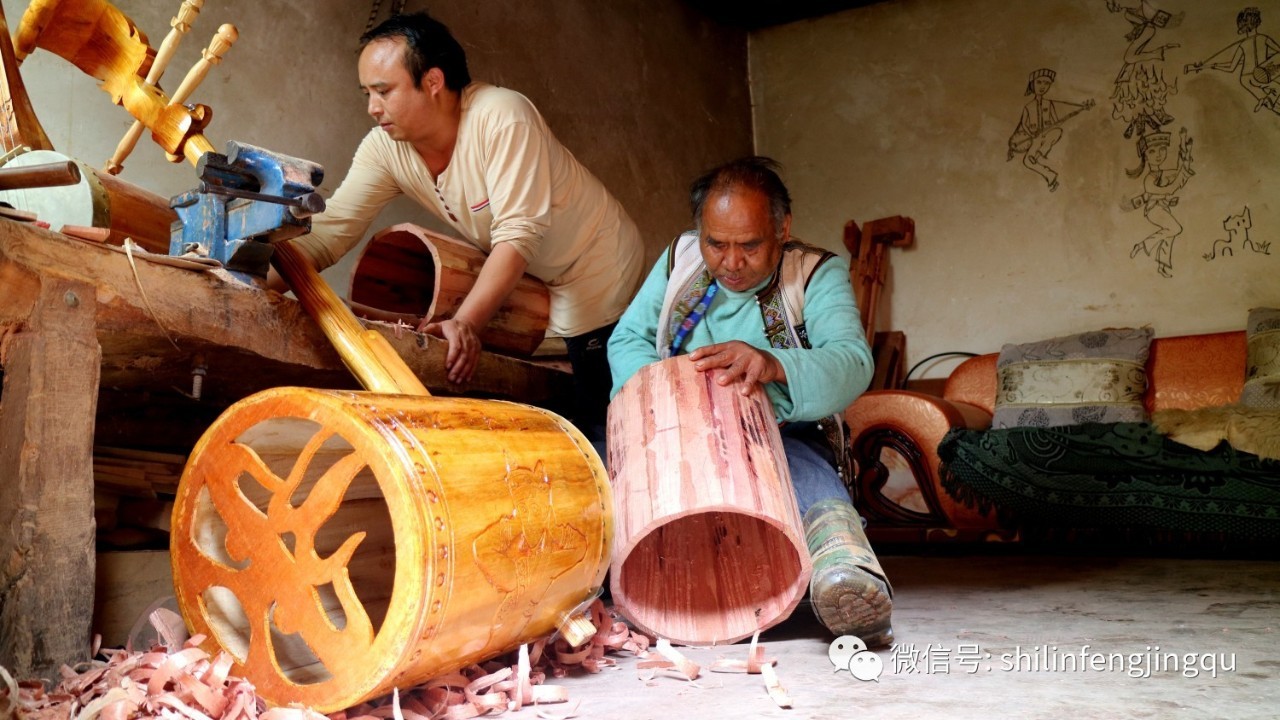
0, 222, 572, 411
0, 276, 101, 679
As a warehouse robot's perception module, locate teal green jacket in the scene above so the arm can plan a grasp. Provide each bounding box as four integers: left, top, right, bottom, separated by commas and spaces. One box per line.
606, 246, 874, 422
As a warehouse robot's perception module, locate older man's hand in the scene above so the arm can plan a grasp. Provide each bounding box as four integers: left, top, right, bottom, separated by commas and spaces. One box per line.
689, 341, 788, 395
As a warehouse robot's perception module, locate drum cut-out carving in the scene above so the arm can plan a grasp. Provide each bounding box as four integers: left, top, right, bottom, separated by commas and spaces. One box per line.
606, 356, 812, 646
171, 387, 612, 711
350, 223, 551, 356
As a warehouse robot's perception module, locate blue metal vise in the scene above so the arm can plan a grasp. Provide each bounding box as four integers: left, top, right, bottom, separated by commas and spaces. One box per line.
170, 140, 326, 278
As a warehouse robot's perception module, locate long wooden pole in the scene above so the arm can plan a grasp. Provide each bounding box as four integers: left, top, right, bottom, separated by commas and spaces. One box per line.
271, 241, 430, 397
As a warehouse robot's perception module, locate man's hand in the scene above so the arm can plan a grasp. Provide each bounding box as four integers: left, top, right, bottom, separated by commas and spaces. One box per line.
420, 316, 480, 384
688, 341, 787, 395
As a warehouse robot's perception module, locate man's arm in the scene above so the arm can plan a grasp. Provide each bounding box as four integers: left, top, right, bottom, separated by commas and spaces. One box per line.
285, 130, 404, 279
420, 241, 528, 384
765, 256, 874, 421
606, 250, 672, 398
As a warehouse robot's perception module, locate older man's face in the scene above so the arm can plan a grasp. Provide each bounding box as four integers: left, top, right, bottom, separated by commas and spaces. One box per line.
699, 187, 789, 292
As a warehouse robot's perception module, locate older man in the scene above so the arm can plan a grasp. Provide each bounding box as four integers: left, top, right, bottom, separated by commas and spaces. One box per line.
607, 156, 893, 645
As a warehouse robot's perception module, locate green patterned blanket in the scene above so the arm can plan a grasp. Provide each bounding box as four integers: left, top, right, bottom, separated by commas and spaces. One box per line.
937, 423, 1280, 539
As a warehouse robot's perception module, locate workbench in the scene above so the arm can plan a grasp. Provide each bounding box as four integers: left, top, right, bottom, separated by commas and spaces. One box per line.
0, 219, 572, 680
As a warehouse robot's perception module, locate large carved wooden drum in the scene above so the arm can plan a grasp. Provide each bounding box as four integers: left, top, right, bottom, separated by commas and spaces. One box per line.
171, 387, 612, 711
606, 356, 812, 646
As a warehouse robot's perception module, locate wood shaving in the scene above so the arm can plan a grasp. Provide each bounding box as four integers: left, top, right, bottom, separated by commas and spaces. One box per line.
760, 663, 792, 708
709, 631, 776, 674
648, 640, 701, 681
0, 601, 657, 720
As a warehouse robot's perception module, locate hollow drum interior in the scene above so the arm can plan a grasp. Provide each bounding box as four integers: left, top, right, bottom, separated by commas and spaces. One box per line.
616, 511, 804, 646
349, 229, 438, 317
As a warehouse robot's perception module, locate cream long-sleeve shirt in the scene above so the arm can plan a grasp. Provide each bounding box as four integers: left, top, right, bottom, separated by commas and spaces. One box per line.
293, 82, 645, 337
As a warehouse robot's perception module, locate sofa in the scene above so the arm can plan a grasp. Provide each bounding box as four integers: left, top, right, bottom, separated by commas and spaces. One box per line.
844, 328, 1280, 543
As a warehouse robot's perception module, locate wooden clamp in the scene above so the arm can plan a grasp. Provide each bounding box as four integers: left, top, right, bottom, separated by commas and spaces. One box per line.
105, 0, 204, 174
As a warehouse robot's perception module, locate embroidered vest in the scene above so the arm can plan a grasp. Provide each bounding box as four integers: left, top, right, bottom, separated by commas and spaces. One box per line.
654, 231, 857, 491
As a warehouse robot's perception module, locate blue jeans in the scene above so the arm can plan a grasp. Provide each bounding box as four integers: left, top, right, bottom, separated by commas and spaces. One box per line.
782, 422, 851, 516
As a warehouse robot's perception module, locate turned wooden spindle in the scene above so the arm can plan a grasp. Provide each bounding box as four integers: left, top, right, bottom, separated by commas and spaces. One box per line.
105, 0, 203, 174
15, 0, 219, 166
160, 23, 237, 164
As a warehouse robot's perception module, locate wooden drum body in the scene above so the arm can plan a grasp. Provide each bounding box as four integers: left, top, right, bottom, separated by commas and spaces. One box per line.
170, 387, 612, 711
606, 357, 812, 646
0, 149, 176, 252
350, 223, 551, 356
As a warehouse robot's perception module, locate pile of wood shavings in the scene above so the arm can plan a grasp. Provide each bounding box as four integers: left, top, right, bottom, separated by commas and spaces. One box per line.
1, 602, 792, 718
0, 601, 653, 720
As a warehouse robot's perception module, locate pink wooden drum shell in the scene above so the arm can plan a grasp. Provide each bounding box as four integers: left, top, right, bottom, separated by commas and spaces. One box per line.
606, 356, 812, 646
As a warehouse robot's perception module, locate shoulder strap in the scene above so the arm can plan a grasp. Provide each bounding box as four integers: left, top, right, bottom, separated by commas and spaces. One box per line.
762, 239, 836, 348
656, 231, 707, 357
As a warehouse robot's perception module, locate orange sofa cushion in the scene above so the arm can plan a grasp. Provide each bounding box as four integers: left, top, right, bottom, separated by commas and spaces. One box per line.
939, 331, 1246, 417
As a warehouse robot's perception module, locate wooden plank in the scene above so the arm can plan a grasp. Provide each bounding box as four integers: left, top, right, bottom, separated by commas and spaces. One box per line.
0, 222, 572, 411
0, 276, 101, 680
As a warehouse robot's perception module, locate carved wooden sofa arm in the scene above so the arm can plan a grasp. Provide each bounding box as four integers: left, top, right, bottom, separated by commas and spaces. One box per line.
845, 390, 1005, 540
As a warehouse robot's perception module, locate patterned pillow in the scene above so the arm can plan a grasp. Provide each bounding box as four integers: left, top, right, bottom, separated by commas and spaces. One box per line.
993, 327, 1154, 429
1241, 307, 1280, 409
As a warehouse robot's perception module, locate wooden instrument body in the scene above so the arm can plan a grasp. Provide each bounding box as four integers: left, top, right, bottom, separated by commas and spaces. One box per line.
606, 356, 812, 646
0, 1, 52, 153
16, 0, 213, 163
171, 387, 612, 711
350, 223, 551, 356
0, 149, 175, 252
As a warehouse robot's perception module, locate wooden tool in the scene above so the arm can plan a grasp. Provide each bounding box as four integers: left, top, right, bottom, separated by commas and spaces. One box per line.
15, 0, 219, 166
350, 223, 552, 356
0, 159, 79, 190
606, 356, 812, 646
0, 2, 52, 155
0, 150, 176, 253
845, 216, 914, 391
105, 0, 204, 175
844, 215, 914, 339
156, 23, 237, 165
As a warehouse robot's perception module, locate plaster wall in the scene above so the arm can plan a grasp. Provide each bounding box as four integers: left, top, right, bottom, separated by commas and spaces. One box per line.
3, 0, 752, 286
751, 0, 1280, 377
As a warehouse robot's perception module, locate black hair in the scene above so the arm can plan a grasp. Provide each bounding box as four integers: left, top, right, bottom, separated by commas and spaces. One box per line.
689, 156, 792, 232
360, 12, 471, 91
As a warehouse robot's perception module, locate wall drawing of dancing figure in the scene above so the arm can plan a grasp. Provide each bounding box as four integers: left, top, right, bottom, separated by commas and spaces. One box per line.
1125, 128, 1194, 278
1007, 68, 1095, 192
1108, 0, 1183, 138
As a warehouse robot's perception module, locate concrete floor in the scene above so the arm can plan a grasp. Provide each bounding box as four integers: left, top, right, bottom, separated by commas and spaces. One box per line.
526, 554, 1279, 719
